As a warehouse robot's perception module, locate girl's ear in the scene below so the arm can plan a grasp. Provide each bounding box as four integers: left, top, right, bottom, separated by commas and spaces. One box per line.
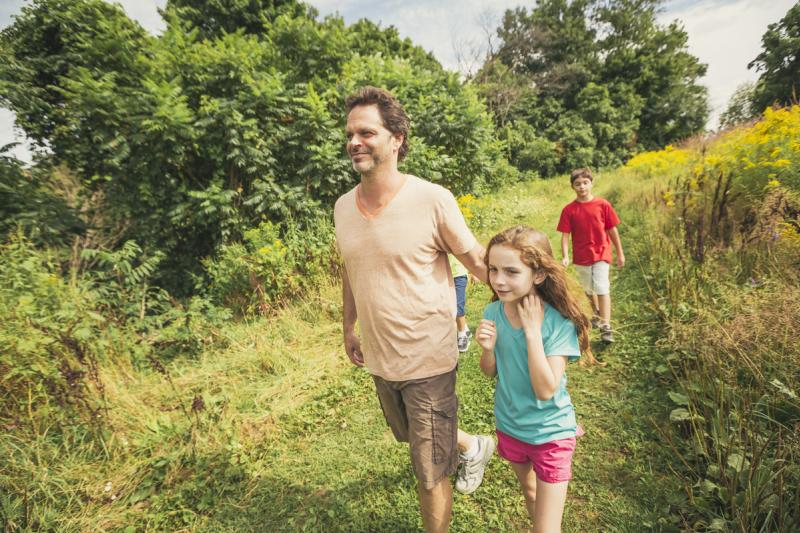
532, 270, 547, 286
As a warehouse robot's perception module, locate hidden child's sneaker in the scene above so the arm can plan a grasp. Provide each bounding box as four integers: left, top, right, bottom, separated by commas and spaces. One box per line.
455, 435, 495, 495
457, 330, 472, 353
600, 324, 614, 343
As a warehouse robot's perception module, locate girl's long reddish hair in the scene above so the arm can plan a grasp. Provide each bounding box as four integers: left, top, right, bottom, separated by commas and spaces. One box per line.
486, 225, 595, 362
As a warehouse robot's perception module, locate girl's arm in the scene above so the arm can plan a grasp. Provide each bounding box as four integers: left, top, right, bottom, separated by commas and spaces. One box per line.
475, 319, 497, 377
518, 294, 567, 401
608, 226, 625, 268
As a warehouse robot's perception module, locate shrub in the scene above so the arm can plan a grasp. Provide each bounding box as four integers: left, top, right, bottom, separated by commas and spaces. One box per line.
203, 217, 338, 315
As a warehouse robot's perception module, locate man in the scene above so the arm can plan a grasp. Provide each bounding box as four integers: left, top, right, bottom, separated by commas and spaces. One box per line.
334, 86, 494, 532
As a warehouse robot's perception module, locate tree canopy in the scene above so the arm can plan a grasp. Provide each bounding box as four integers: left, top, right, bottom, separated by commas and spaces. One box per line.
0, 0, 513, 294
748, 2, 800, 112
475, 0, 709, 176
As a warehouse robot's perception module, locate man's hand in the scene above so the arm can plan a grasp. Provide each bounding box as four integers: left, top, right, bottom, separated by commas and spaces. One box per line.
344, 331, 364, 367
344, 332, 364, 366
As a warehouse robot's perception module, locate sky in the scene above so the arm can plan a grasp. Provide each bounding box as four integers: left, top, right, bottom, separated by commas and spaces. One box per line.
1, 0, 796, 163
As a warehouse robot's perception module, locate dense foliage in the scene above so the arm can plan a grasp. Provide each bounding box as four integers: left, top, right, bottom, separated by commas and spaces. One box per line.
626, 106, 800, 530
474, 0, 709, 176
0, 0, 513, 294
749, 2, 800, 113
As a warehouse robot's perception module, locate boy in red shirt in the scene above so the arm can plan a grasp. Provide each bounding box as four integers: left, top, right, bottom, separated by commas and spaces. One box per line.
557, 168, 625, 343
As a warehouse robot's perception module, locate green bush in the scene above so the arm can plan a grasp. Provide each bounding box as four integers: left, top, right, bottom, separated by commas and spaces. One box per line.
0, 233, 228, 432
204, 217, 338, 315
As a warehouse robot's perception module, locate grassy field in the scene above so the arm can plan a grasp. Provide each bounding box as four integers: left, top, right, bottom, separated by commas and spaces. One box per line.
4, 168, 697, 532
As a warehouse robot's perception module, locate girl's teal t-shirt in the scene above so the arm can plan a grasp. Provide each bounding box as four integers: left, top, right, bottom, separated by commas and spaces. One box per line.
483, 300, 580, 445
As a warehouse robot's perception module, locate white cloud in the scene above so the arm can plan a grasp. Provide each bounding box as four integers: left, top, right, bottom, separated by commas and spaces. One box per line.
659, 0, 796, 127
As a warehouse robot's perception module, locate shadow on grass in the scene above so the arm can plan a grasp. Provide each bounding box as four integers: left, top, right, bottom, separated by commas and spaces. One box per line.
208, 467, 422, 532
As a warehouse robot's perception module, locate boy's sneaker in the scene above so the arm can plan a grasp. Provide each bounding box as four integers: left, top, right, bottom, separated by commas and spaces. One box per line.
591, 314, 601, 329
600, 324, 614, 343
457, 330, 472, 353
455, 435, 495, 495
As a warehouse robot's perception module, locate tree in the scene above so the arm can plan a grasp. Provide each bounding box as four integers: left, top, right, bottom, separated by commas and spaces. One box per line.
164, 0, 309, 39
476, 0, 709, 175
1, 0, 514, 294
748, 2, 800, 112
719, 82, 758, 129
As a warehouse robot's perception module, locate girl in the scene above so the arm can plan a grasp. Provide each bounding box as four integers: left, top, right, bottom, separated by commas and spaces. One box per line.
476, 226, 590, 532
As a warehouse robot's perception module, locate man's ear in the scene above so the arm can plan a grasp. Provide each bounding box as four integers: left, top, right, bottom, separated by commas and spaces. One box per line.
393, 134, 403, 152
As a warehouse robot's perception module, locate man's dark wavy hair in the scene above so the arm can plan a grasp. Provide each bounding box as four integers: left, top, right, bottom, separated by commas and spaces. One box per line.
345, 86, 410, 161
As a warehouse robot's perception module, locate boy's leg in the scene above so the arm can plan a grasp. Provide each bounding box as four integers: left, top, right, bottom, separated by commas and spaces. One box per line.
598, 293, 611, 326
533, 479, 569, 533
456, 315, 467, 332
509, 461, 537, 523
585, 293, 599, 316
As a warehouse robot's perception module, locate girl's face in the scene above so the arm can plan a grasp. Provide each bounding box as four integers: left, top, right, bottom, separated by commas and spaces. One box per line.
488, 244, 539, 303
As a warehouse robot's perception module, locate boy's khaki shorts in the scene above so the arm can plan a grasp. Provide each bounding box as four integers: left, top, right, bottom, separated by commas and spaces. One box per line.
575, 260, 610, 296
372, 367, 459, 489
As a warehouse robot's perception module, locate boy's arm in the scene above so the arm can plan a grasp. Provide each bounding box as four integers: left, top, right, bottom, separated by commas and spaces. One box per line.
608, 226, 625, 268
560, 232, 570, 267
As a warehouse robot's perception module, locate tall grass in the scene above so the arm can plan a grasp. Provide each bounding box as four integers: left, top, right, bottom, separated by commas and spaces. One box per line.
626, 106, 800, 531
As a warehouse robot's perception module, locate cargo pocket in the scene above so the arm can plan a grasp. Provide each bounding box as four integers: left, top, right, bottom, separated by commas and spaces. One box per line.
430, 396, 458, 465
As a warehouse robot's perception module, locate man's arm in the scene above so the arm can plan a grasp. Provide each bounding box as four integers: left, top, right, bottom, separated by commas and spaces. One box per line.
560, 232, 570, 267
342, 267, 364, 366
455, 243, 487, 283
608, 226, 625, 268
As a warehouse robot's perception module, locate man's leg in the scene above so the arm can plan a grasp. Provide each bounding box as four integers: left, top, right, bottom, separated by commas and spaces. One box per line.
455, 429, 495, 495
457, 429, 474, 453
419, 477, 452, 533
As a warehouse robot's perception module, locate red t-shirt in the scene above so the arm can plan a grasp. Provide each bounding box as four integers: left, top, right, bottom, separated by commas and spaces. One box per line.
557, 198, 620, 266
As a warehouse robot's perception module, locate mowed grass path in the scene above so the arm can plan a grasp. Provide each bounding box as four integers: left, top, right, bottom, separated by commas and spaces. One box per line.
194, 175, 680, 531
62, 174, 680, 531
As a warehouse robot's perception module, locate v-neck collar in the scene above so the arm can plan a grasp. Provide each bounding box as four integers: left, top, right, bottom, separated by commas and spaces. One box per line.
355, 174, 409, 220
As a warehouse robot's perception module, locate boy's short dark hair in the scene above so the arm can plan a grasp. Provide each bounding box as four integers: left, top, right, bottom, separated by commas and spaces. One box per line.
570, 167, 594, 184
345, 86, 410, 161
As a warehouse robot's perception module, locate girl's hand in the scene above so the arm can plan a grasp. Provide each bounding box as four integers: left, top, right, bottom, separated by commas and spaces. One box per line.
475, 319, 497, 352
517, 293, 544, 335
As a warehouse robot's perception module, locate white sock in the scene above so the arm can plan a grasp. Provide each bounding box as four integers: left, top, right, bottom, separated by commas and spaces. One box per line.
461, 436, 480, 460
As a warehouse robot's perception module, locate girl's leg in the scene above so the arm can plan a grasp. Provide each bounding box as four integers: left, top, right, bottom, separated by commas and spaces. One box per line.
533, 478, 569, 533
508, 461, 537, 524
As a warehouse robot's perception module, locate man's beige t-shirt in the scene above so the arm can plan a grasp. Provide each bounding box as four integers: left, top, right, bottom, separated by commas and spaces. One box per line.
334, 175, 477, 381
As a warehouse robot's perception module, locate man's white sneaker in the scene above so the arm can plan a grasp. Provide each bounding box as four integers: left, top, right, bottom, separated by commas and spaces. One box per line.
455, 435, 495, 494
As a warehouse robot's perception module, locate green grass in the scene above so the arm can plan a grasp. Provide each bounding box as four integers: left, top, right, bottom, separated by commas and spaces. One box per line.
2, 171, 687, 532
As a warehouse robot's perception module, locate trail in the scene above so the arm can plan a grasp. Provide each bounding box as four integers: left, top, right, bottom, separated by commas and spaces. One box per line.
194, 175, 679, 532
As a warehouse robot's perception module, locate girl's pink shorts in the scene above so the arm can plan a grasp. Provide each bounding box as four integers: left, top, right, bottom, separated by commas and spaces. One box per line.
496, 427, 582, 484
